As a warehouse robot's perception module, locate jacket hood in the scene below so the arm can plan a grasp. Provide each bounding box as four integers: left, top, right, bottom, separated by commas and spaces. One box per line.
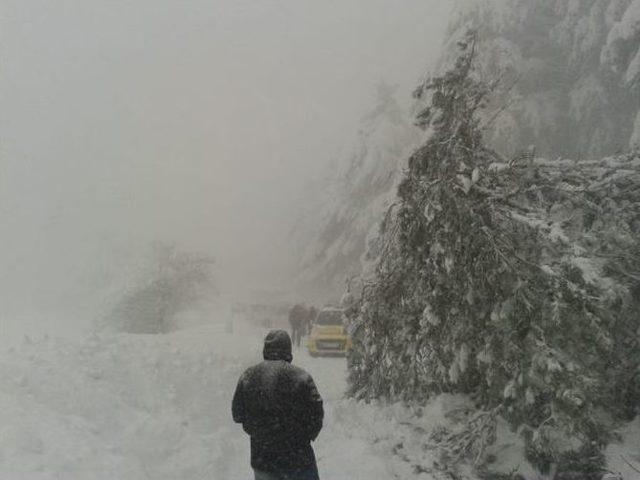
263, 330, 293, 362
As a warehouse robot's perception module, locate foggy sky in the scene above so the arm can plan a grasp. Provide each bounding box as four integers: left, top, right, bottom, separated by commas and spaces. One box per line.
1, 0, 452, 318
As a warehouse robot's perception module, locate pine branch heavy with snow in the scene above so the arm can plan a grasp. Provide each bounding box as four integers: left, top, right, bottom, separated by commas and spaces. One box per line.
347, 33, 640, 477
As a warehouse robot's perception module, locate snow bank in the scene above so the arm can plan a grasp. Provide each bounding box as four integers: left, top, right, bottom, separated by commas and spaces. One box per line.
1, 320, 637, 479
605, 417, 640, 480
0, 318, 429, 480
330, 396, 639, 480
0, 324, 262, 480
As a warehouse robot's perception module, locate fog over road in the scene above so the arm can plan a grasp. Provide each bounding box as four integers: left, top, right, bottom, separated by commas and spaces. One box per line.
0, 0, 452, 331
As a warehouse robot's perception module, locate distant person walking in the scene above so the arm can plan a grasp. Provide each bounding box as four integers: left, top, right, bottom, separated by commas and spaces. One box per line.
232, 330, 324, 480
288, 304, 306, 347
305, 305, 317, 336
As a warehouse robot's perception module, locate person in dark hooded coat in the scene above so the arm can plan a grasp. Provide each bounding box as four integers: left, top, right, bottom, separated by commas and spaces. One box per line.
288, 304, 306, 347
232, 330, 324, 480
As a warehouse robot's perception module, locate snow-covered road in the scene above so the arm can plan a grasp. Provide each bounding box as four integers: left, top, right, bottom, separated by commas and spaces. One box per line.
0, 321, 405, 480
3, 319, 637, 479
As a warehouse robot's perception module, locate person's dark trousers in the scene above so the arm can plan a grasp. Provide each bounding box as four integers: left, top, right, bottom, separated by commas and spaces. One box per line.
254, 466, 320, 480
291, 327, 301, 347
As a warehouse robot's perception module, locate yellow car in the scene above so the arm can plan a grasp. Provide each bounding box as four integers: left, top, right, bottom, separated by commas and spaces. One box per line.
308, 307, 352, 357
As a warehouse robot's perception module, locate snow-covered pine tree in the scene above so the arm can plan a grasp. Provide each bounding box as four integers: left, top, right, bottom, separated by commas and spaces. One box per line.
292, 83, 421, 301
347, 31, 640, 477
434, 0, 640, 160
104, 244, 216, 333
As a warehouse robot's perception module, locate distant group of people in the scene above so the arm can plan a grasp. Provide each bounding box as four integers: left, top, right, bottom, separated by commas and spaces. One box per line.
288, 303, 317, 347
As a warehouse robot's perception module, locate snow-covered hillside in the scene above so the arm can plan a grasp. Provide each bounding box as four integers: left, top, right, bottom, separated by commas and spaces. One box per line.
438, 0, 640, 159
293, 84, 422, 300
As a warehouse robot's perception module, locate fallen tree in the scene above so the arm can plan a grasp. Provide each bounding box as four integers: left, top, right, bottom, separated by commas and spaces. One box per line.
347, 32, 640, 478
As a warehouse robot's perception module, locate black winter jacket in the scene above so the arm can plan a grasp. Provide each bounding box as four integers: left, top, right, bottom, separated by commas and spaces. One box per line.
232, 330, 323, 475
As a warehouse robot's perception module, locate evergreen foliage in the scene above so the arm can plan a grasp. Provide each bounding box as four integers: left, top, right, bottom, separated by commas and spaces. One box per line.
292, 83, 422, 301
347, 31, 640, 476
437, 0, 640, 159
105, 244, 215, 334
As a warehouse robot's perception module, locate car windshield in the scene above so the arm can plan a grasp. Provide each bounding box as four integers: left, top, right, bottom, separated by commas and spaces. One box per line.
315, 310, 343, 326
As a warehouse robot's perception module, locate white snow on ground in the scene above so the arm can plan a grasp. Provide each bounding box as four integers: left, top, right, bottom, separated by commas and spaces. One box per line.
0, 316, 416, 480
606, 417, 640, 480
1, 314, 638, 479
